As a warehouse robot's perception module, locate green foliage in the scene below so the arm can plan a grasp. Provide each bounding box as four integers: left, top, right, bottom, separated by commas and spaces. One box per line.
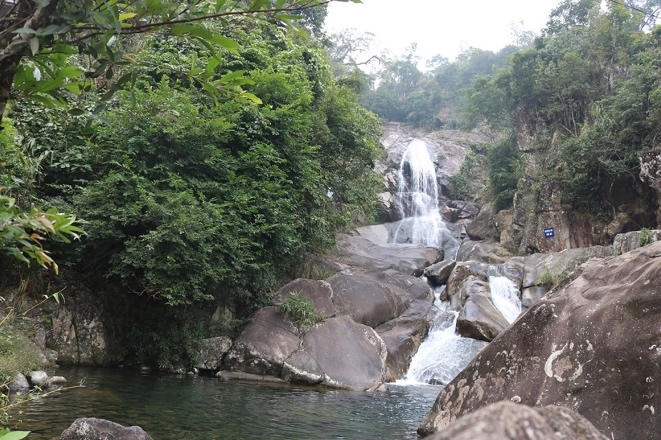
451, 151, 484, 200
0, 193, 83, 274
0, 0, 359, 121
487, 134, 521, 212
277, 292, 321, 331
640, 228, 652, 246
0, 428, 30, 440
535, 268, 556, 287
0, 320, 43, 385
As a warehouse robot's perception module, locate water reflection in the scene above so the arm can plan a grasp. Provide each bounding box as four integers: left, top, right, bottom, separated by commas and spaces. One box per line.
17, 367, 441, 439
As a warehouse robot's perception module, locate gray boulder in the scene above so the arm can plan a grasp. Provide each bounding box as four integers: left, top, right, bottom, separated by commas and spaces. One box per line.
330, 233, 443, 276
61, 418, 153, 440
224, 307, 299, 377
272, 278, 335, 319
613, 229, 661, 254
301, 315, 387, 390
27, 370, 49, 387
9, 373, 29, 392
423, 260, 456, 286
196, 336, 232, 371
422, 401, 607, 440
328, 273, 404, 327
419, 241, 661, 440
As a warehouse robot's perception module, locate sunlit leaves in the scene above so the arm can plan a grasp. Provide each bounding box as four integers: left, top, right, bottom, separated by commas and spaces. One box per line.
0, 193, 84, 274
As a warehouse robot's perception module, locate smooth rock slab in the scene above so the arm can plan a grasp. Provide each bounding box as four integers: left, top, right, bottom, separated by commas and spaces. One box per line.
301, 316, 387, 390
272, 278, 335, 319
422, 401, 607, 440
328, 273, 403, 327
61, 417, 153, 440
224, 307, 299, 377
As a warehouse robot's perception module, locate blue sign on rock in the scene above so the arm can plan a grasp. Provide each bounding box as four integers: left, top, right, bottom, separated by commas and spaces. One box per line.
544, 227, 555, 238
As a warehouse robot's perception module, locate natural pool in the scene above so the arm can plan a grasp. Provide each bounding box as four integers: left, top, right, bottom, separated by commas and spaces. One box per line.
16, 367, 441, 439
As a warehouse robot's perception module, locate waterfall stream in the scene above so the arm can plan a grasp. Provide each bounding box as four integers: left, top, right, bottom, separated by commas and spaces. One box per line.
398, 288, 484, 386
391, 139, 457, 258
390, 139, 523, 386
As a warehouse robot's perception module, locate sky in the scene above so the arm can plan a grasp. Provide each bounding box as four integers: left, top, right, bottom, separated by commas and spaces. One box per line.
324, 0, 564, 66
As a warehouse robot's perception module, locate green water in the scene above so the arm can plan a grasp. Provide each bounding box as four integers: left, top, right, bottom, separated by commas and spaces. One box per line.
16, 367, 441, 439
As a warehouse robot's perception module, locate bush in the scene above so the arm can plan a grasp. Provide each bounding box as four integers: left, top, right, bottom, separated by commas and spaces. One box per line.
276, 292, 321, 331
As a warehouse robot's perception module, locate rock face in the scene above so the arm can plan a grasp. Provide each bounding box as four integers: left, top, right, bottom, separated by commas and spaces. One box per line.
612, 229, 661, 254
196, 336, 232, 371
419, 241, 661, 440
422, 401, 608, 440
61, 418, 153, 440
48, 285, 109, 365
225, 232, 438, 389
640, 150, 661, 225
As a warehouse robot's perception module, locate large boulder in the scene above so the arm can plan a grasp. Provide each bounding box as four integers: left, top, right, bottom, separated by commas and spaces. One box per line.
61, 418, 153, 440
613, 229, 661, 255
196, 336, 232, 371
299, 316, 387, 390
456, 240, 513, 264
328, 273, 404, 327
520, 246, 611, 308
419, 241, 661, 440
445, 262, 510, 342
330, 233, 443, 276
422, 401, 607, 440
272, 278, 335, 319
224, 307, 300, 377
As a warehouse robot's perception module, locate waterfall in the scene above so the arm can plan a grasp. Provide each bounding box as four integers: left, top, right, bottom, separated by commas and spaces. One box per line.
398, 288, 484, 386
487, 266, 522, 324
392, 139, 456, 257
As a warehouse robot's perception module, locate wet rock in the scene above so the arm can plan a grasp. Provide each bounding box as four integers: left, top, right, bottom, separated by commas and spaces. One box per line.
9, 373, 29, 392
423, 260, 456, 287
47, 375, 67, 388
419, 241, 661, 440
224, 307, 299, 377
281, 351, 324, 385
465, 204, 499, 242
61, 417, 153, 440
422, 401, 607, 440
196, 336, 232, 371
27, 370, 49, 387
456, 240, 512, 264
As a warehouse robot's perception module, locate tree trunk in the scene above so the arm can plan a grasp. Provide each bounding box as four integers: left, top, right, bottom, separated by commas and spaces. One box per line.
0, 52, 22, 125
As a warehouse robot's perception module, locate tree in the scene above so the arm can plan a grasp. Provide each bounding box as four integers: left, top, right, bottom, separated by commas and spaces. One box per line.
0, 0, 360, 124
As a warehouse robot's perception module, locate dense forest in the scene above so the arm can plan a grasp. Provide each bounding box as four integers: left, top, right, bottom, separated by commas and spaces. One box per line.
0, 0, 380, 369
3, 0, 661, 370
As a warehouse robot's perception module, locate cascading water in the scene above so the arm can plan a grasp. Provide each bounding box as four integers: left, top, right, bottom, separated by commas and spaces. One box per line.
400, 267, 523, 386
398, 287, 485, 386
487, 266, 522, 324
391, 139, 457, 257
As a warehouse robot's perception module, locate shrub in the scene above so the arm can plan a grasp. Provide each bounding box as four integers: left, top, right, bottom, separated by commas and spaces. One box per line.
276, 292, 321, 331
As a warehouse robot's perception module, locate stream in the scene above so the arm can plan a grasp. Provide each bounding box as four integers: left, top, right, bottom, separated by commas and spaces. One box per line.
16, 367, 441, 439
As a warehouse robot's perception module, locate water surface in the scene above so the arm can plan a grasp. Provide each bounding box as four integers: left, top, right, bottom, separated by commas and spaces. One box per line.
17, 367, 441, 439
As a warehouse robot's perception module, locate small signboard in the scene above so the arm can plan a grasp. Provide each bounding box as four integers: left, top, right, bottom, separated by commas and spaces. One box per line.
544, 227, 555, 238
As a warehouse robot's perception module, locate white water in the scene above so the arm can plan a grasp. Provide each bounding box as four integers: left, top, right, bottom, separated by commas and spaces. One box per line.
399, 288, 484, 386
487, 266, 522, 324
392, 139, 456, 255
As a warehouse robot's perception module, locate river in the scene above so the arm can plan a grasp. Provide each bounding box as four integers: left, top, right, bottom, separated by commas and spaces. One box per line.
16, 367, 441, 439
